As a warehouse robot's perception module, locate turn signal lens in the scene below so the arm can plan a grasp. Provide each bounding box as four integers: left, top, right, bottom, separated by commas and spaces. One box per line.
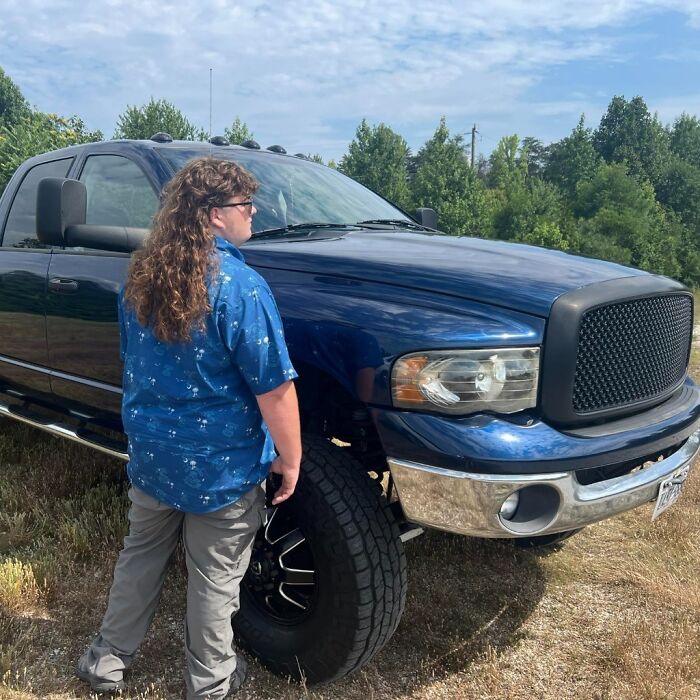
392, 355, 427, 404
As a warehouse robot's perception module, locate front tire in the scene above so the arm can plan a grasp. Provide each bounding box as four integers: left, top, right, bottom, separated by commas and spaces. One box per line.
234, 436, 407, 684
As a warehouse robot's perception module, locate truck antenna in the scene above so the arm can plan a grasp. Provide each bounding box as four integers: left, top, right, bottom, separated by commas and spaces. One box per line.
209, 68, 213, 138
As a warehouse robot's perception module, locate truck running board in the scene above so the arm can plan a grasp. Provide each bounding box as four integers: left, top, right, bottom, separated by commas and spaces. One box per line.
0, 400, 128, 461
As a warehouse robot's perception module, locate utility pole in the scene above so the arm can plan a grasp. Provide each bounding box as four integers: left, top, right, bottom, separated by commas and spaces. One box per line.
470, 123, 478, 170
209, 68, 213, 137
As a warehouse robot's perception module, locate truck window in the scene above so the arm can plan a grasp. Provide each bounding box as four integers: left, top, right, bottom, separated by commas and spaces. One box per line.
159, 148, 411, 234
2, 158, 73, 248
79, 155, 158, 229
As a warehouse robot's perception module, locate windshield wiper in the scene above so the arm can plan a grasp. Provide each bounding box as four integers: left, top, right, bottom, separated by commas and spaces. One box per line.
356, 218, 431, 230
252, 223, 360, 239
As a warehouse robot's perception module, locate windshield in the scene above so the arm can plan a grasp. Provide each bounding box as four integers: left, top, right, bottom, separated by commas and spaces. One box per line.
158, 148, 411, 234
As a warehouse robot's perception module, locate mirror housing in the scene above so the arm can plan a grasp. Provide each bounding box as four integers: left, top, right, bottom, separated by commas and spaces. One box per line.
36, 177, 147, 253
65, 225, 148, 253
37, 177, 86, 246
414, 207, 437, 229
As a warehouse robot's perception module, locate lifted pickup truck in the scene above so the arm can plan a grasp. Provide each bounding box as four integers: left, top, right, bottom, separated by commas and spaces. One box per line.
0, 136, 698, 684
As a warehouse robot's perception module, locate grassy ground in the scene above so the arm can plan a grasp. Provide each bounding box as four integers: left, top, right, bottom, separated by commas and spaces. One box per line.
0, 368, 699, 699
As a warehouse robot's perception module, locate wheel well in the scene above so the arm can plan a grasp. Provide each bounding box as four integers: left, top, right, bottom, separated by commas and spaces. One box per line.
293, 360, 388, 474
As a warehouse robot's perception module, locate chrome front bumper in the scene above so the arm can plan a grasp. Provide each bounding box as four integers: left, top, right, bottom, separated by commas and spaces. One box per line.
388, 429, 700, 538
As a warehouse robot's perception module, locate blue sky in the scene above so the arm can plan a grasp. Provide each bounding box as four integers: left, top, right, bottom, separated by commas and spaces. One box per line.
1, 1, 699, 162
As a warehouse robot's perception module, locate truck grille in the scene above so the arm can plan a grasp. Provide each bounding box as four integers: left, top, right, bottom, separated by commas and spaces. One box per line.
573, 295, 692, 413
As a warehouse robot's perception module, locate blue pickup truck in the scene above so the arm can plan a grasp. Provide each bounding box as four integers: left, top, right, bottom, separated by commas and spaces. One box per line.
0, 135, 698, 684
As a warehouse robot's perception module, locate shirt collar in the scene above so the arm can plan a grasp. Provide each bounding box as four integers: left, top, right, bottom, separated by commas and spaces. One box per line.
214, 235, 246, 262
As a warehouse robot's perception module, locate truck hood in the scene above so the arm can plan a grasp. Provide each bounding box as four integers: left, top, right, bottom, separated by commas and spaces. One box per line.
244, 229, 648, 317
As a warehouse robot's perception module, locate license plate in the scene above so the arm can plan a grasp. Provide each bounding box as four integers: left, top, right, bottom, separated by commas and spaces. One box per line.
652, 464, 691, 521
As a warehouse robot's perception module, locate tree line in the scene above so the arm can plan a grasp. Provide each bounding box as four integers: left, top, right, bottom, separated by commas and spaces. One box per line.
2, 66, 699, 285
340, 107, 700, 287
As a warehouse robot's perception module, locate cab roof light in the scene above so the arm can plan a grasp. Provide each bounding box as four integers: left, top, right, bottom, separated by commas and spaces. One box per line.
209, 136, 230, 146
241, 139, 261, 150
267, 145, 287, 154
150, 132, 173, 143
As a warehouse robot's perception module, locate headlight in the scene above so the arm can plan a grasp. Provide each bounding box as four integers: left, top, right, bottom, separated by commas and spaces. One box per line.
391, 347, 540, 415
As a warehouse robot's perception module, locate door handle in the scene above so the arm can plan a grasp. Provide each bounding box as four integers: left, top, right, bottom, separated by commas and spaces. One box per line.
49, 277, 79, 293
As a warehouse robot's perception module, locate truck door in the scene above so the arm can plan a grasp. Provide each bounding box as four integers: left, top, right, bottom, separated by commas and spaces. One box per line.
0, 156, 74, 397
46, 153, 159, 418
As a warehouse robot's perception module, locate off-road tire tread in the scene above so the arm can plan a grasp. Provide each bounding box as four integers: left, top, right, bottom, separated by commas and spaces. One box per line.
235, 435, 407, 684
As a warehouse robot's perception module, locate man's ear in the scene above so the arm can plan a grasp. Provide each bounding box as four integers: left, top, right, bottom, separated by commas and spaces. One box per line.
209, 207, 224, 230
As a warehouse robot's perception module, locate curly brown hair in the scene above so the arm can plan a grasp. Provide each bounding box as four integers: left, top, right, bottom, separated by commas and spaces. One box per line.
124, 157, 258, 343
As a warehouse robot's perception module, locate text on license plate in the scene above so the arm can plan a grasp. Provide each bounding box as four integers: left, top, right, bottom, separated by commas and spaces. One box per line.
652, 464, 691, 521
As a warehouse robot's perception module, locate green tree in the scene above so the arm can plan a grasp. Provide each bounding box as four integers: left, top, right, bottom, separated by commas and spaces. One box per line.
574, 163, 680, 277
669, 113, 700, 167
655, 154, 700, 233
676, 218, 700, 287
593, 95, 670, 185
655, 152, 700, 285
575, 163, 649, 220
474, 153, 490, 181
223, 117, 253, 144
339, 119, 411, 208
114, 98, 206, 141
488, 175, 567, 247
516, 220, 569, 251
520, 137, 548, 179
485, 135, 568, 248
487, 134, 528, 190
411, 117, 487, 236
0, 67, 30, 128
0, 112, 102, 193
544, 116, 601, 198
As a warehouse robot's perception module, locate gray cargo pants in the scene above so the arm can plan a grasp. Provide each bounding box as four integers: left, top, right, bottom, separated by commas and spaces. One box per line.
78, 483, 265, 699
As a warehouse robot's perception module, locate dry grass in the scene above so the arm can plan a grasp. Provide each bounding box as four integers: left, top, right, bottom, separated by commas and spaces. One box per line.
0, 560, 41, 614
0, 361, 699, 698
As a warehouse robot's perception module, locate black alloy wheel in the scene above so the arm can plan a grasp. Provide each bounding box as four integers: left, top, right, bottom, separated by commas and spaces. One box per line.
245, 503, 316, 624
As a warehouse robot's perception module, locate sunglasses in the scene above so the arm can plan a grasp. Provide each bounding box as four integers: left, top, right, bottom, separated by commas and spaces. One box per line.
218, 201, 254, 209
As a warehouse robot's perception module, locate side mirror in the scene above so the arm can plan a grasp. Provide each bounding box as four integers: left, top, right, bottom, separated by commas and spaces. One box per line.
36, 177, 147, 253
36, 178, 86, 246
414, 207, 437, 229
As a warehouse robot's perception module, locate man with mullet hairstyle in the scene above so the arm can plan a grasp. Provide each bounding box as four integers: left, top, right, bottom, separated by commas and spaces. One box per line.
76, 158, 301, 698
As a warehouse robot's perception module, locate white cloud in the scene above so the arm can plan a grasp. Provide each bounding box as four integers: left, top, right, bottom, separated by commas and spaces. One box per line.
657, 47, 700, 60
649, 94, 700, 123
1, 0, 699, 158
530, 100, 598, 118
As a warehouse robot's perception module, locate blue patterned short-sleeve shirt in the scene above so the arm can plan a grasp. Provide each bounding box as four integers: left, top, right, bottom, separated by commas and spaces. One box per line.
119, 235, 298, 513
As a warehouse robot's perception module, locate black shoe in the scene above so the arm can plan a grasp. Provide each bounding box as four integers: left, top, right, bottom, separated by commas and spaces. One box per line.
76, 665, 125, 694
228, 654, 248, 694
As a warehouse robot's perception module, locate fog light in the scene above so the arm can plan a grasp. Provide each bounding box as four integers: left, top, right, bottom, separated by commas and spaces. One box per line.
499, 492, 520, 520
498, 484, 561, 535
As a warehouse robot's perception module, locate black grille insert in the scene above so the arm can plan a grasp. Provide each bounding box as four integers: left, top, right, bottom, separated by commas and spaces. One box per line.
573, 294, 692, 413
